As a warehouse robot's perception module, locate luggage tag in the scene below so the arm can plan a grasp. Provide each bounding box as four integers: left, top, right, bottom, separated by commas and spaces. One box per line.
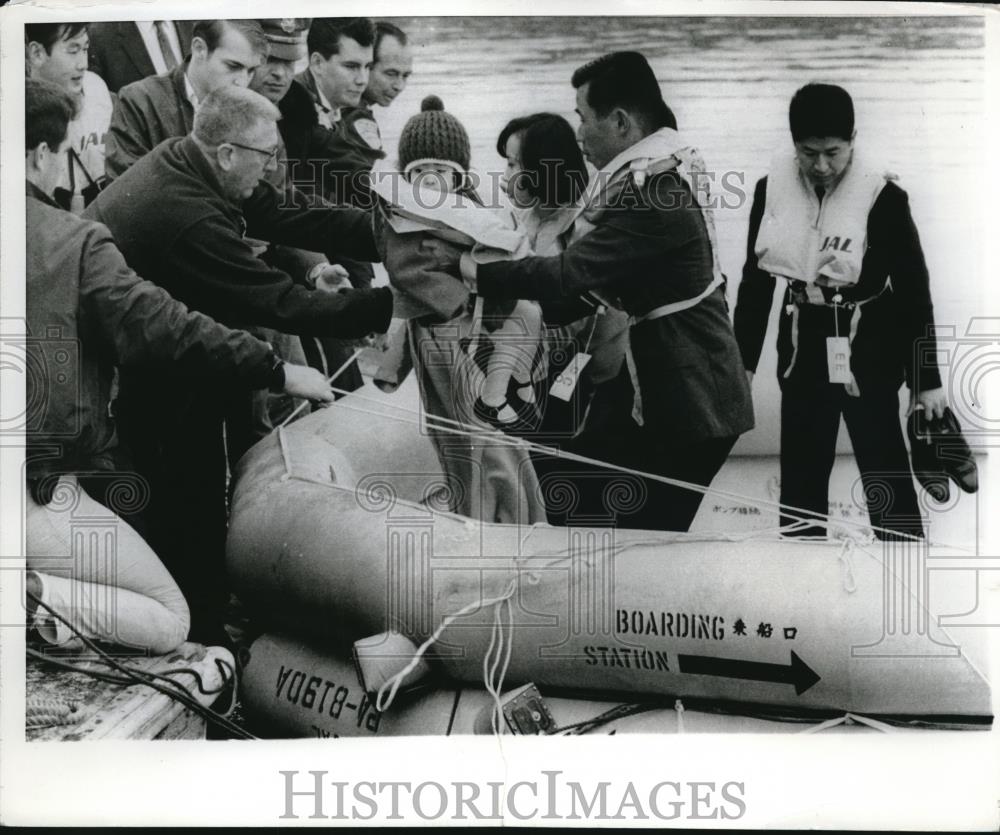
549, 352, 591, 401
826, 337, 852, 383
826, 296, 851, 383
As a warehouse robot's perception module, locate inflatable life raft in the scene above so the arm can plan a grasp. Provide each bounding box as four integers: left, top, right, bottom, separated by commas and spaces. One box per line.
226, 388, 992, 725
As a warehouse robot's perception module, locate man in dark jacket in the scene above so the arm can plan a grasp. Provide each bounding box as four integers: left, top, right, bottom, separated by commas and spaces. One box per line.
734, 84, 945, 540
427, 52, 754, 532
87, 20, 194, 94
105, 19, 267, 180
280, 18, 384, 392
86, 85, 393, 643
285, 18, 382, 208
25, 80, 334, 644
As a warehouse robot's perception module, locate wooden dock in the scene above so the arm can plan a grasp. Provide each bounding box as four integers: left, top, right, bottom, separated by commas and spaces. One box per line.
26, 642, 235, 741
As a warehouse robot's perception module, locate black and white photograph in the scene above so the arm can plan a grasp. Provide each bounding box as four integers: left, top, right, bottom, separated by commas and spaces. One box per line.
0, 0, 997, 827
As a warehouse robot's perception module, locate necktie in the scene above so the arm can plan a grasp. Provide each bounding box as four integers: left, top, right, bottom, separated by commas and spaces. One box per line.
815, 185, 826, 202
155, 21, 179, 71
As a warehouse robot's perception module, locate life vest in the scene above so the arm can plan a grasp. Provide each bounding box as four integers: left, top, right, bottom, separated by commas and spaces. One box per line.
755, 150, 889, 289
756, 151, 895, 391
576, 127, 726, 315
573, 129, 728, 424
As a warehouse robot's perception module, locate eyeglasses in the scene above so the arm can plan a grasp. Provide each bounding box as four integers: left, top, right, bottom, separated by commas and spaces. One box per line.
226, 141, 279, 163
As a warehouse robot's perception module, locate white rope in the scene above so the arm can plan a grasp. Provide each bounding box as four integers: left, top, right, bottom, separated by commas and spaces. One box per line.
278, 347, 366, 429
276, 424, 293, 479
482, 582, 516, 735
318, 383, 961, 548
836, 537, 860, 594
800, 712, 897, 734
333, 387, 953, 547
375, 578, 518, 713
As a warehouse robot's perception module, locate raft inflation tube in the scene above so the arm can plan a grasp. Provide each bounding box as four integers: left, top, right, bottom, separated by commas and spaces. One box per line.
242, 632, 865, 737
227, 391, 992, 727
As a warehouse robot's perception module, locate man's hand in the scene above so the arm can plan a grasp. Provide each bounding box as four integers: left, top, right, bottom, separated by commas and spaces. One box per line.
420, 238, 463, 274
314, 263, 353, 292
911, 386, 948, 420
282, 364, 335, 403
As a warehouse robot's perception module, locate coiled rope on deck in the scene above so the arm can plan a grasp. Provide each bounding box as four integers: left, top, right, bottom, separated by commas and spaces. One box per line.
26, 696, 80, 729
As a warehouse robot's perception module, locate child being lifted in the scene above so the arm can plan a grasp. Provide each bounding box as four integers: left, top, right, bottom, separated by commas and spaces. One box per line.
375, 95, 544, 433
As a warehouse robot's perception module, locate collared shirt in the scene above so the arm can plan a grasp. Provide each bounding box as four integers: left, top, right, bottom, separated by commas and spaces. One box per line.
135, 20, 183, 76
308, 68, 340, 129
183, 72, 200, 112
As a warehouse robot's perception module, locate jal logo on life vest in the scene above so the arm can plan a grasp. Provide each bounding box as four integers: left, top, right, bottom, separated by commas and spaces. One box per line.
820, 236, 853, 253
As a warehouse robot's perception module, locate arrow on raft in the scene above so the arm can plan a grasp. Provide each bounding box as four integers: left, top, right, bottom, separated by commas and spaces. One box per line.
677, 651, 821, 695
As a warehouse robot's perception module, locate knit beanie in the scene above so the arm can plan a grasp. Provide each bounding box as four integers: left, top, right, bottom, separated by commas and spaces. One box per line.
397, 95, 471, 177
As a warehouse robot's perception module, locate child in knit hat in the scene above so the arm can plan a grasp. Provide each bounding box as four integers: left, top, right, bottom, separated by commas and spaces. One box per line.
378, 95, 543, 432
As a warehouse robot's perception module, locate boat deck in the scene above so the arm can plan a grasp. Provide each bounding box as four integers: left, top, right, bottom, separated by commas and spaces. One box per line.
26, 642, 234, 741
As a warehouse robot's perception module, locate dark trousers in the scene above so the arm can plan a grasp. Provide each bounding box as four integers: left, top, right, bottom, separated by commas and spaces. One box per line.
530, 364, 636, 526
621, 430, 739, 532
779, 382, 923, 540
116, 388, 231, 645
532, 364, 736, 532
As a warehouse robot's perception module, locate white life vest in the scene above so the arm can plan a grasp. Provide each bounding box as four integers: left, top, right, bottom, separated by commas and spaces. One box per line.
575, 127, 726, 313
574, 128, 728, 425
755, 149, 889, 288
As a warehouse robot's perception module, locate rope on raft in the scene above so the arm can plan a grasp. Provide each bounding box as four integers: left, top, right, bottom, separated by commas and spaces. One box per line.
375, 579, 518, 715
296, 381, 965, 550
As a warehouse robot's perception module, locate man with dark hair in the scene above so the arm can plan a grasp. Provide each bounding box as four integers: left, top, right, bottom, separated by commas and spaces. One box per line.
735, 82, 946, 540
571, 50, 677, 135
362, 22, 412, 110
105, 19, 268, 179
87, 21, 194, 94
280, 17, 382, 393
302, 18, 376, 120
26, 23, 113, 212
85, 85, 393, 643
427, 51, 753, 532
290, 17, 380, 207
24, 79, 334, 648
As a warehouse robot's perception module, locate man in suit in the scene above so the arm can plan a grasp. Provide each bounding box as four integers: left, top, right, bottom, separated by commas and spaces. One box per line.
104, 19, 267, 180
88, 20, 195, 94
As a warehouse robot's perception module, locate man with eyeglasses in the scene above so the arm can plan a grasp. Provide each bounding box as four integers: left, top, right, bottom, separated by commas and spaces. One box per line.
85, 85, 393, 646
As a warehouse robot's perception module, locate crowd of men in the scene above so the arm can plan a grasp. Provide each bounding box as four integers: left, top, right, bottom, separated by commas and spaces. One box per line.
25, 18, 414, 646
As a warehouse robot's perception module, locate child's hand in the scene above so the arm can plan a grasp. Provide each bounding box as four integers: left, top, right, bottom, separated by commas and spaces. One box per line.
420, 238, 463, 273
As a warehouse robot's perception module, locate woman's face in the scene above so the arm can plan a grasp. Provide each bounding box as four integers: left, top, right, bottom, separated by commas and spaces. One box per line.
503, 133, 536, 209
